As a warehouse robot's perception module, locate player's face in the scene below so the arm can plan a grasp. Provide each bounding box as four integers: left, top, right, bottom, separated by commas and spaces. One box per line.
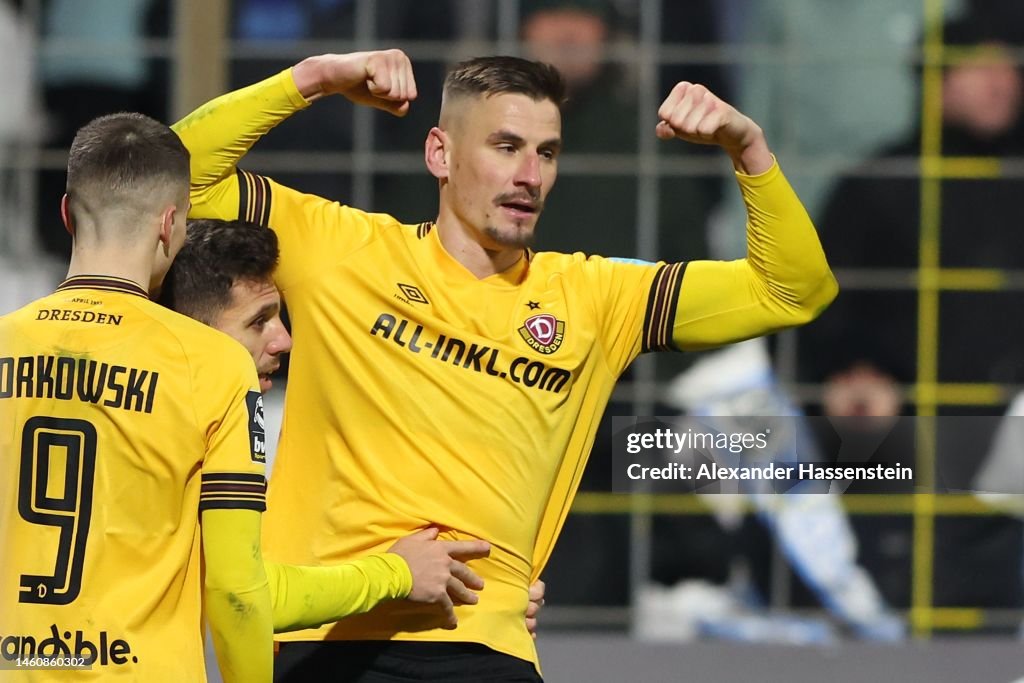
211, 277, 292, 392
450, 93, 561, 250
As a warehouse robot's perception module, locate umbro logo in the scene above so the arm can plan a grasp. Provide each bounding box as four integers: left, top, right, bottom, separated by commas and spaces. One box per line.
395, 283, 429, 305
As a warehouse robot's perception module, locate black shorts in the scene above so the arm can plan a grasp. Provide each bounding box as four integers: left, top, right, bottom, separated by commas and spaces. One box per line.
274, 641, 544, 683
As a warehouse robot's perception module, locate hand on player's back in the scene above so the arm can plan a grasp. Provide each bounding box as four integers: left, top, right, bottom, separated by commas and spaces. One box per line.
526, 579, 546, 638
387, 527, 491, 629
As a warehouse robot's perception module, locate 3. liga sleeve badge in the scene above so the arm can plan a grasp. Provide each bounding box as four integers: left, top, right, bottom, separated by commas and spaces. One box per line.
245, 390, 267, 463
518, 314, 565, 354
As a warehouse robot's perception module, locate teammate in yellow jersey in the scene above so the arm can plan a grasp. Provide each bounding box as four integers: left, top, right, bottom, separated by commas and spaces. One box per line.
173, 50, 837, 681
0, 113, 274, 682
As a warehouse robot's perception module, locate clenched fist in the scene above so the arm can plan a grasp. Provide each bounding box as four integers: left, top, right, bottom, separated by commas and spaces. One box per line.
655, 82, 772, 174
293, 49, 417, 116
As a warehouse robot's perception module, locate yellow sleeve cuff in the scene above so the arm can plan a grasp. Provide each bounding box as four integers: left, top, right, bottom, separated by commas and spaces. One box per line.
734, 154, 780, 185
281, 67, 314, 110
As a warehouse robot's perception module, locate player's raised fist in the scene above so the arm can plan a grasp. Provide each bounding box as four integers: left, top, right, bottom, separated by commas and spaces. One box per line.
655, 82, 773, 174
655, 82, 760, 150
294, 49, 417, 116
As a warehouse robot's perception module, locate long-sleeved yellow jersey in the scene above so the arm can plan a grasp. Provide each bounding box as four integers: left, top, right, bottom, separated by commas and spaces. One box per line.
173, 69, 836, 669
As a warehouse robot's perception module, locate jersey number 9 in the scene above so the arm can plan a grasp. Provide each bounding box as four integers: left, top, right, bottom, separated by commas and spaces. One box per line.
18, 416, 97, 605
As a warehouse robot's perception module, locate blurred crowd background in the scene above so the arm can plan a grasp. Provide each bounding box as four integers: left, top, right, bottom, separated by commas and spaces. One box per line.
3, 0, 1024, 644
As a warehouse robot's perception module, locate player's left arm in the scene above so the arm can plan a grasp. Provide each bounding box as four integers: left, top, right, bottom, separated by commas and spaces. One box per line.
655, 83, 838, 350
262, 555, 411, 632
264, 527, 492, 632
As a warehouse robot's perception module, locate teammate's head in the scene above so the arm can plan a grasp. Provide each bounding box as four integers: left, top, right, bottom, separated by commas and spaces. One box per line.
427, 56, 566, 250
63, 113, 191, 288
162, 219, 292, 392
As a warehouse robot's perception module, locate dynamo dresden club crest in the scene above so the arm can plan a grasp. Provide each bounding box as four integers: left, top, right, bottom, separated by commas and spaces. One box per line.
518, 314, 565, 354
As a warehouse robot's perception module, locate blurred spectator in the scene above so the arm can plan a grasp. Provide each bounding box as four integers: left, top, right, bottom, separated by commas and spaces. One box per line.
598, 1, 918, 635
802, 10, 1024, 617
710, 0, 965, 260
519, 0, 719, 261
521, 0, 611, 95
803, 12, 1024, 395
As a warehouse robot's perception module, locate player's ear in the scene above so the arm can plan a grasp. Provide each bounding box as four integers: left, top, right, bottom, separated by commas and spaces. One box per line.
158, 204, 177, 256
60, 194, 74, 236
425, 127, 450, 180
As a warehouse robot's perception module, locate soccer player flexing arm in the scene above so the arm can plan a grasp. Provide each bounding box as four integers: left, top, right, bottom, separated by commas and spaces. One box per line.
173, 51, 836, 681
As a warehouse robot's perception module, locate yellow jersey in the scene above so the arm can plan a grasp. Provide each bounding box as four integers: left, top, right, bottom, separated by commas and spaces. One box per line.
178, 77, 678, 663
173, 68, 836, 669
0, 276, 265, 681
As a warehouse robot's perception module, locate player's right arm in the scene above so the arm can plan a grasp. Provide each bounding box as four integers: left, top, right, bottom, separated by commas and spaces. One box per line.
203, 509, 272, 682
171, 50, 416, 291
171, 50, 414, 192
196, 340, 274, 682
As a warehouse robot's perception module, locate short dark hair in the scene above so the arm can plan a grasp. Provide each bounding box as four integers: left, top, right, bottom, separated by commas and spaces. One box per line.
443, 56, 567, 108
66, 112, 190, 223
161, 219, 279, 325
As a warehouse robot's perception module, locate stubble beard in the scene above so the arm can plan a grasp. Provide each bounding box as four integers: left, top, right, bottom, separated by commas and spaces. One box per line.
483, 221, 537, 250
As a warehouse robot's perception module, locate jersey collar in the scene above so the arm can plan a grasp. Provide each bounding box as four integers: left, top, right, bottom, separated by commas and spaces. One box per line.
56, 275, 150, 300
424, 222, 531, 288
